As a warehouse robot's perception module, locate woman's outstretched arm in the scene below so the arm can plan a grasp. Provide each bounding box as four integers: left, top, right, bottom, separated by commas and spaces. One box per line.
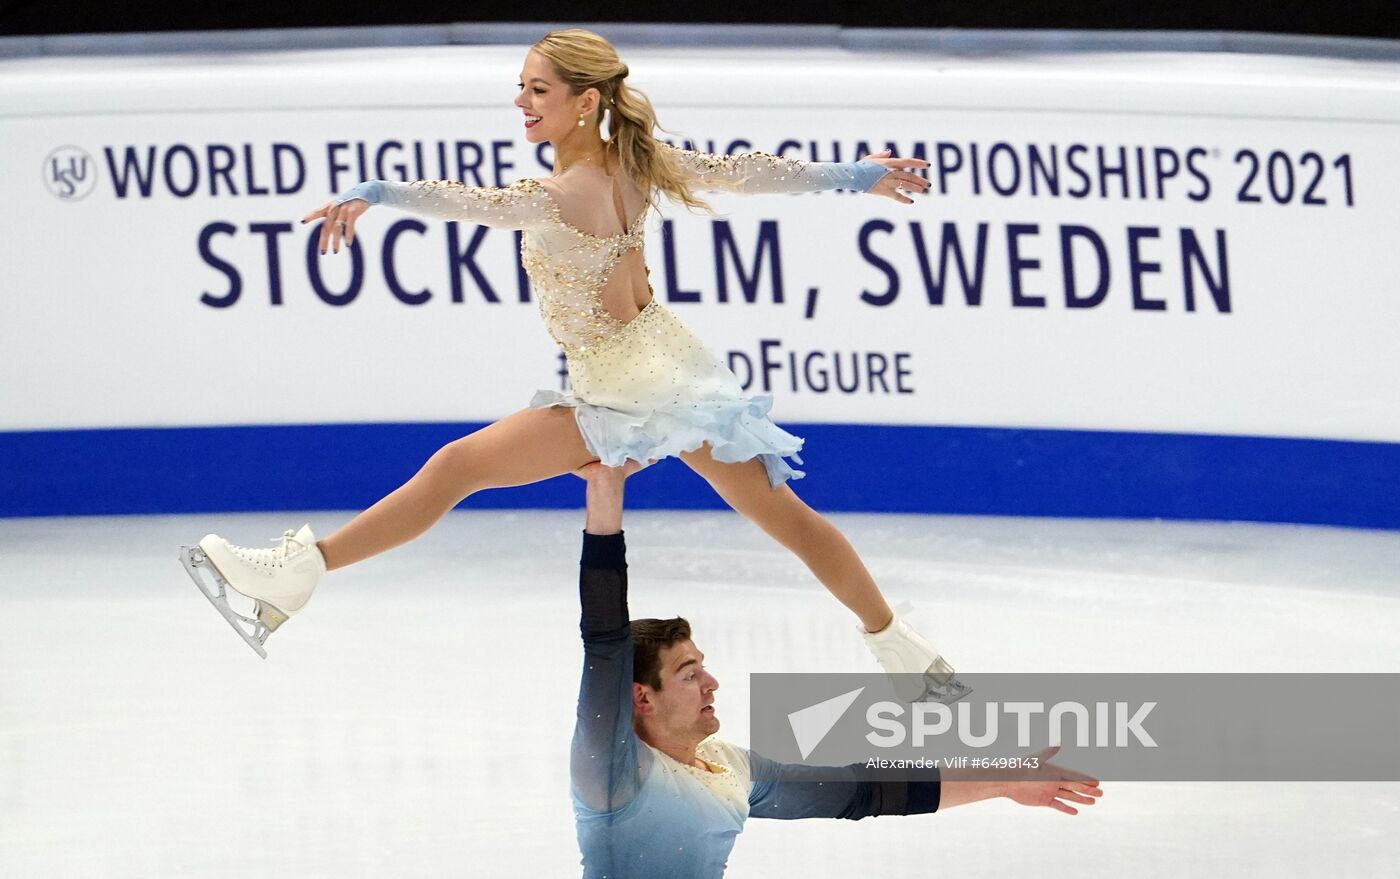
663, 143, 929, 202
302, 177, 555, 254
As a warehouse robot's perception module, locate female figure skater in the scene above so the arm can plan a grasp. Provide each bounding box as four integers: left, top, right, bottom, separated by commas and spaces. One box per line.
182, 29, 965, 701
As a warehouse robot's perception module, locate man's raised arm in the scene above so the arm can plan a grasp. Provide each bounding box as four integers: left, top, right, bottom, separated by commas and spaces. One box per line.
571, 463, 643, 814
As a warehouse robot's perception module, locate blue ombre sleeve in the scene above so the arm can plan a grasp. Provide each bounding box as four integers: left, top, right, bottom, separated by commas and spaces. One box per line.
334, 177, 554, 230
745, 749, 941, 820
663, 144, 891, 194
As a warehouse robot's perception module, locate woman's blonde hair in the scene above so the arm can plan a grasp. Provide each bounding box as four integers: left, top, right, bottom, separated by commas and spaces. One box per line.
531, 28, 713, 214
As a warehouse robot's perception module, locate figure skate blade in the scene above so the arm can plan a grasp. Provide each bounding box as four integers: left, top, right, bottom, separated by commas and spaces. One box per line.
924, 675, 974, 705
179, 546, 269, 659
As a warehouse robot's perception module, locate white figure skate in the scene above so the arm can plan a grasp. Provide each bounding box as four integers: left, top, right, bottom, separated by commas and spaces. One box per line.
863, 614, 972, 704
179, 524, 325, 659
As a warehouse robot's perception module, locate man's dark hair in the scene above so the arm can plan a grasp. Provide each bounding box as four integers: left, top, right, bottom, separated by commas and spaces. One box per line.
630, 617, 691, 690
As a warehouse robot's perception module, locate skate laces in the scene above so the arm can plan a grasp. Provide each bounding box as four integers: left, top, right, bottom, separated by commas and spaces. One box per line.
271, 529, 308, 553
232, 530, 307, 568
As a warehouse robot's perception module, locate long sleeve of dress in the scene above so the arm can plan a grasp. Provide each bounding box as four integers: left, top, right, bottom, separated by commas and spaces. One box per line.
663, 143, 891, 195
334, 177, 554, 230
571, 531, 646, 815
744, 749, 941, 820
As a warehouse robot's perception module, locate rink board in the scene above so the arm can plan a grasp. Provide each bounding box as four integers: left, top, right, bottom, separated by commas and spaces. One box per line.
2, 41, 1398, 525
1, 421, 1396, 528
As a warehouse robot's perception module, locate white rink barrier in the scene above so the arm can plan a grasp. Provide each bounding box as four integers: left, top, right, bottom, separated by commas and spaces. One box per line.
2, 37, 1398, 526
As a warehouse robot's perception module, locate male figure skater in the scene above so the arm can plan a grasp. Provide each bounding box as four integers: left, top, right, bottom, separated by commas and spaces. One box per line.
571, 462, 1103, 878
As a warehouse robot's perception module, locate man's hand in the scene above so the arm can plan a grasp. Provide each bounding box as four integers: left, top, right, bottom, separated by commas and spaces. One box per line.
940, 746, 1102, 813
577, 459, 652, 535
1001, 746, 1104, 815
572, 458, 650, 482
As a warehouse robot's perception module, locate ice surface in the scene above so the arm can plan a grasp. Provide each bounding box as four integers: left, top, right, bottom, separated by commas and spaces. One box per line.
2, 510, 1398, 877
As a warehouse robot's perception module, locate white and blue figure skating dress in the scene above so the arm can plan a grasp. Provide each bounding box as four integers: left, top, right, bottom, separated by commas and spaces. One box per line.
337, 145, 890, 487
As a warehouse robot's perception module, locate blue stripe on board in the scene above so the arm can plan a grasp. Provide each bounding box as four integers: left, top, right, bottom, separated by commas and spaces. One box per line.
1, 422, 1397, 529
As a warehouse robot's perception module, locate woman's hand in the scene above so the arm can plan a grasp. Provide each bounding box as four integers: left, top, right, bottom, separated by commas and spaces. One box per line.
302, 197, 371, 255
860, 149, 931, 205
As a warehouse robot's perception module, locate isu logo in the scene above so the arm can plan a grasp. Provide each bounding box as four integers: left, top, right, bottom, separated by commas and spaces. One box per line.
44, 146, 97, 201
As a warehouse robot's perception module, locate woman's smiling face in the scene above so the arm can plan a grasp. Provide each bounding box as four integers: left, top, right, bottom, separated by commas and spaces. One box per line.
516, 49, 594, 145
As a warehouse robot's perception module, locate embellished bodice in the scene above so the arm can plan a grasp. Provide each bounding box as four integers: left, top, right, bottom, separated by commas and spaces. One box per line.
339, 143, 890, 359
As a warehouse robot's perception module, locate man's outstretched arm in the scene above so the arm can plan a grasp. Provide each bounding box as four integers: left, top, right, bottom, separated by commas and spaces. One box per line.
747, 745, 1102, 820
745, 750, 942, 820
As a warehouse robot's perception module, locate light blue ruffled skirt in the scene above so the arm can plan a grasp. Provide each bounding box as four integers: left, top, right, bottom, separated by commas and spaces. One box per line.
528, 300, 804, 489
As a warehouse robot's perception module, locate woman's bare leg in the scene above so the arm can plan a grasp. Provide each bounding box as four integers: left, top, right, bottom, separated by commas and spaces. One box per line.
318, 407, 594, 570
679, 445, 895, 633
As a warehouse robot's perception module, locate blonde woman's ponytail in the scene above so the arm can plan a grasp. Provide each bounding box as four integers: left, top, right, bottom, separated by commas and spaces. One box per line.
533, 29, 714, 215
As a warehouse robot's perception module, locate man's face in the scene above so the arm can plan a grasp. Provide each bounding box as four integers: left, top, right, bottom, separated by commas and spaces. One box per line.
638, 639, 721, 742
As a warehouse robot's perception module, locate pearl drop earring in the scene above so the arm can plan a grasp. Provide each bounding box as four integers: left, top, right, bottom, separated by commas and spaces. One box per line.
578, 114, 586, 127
